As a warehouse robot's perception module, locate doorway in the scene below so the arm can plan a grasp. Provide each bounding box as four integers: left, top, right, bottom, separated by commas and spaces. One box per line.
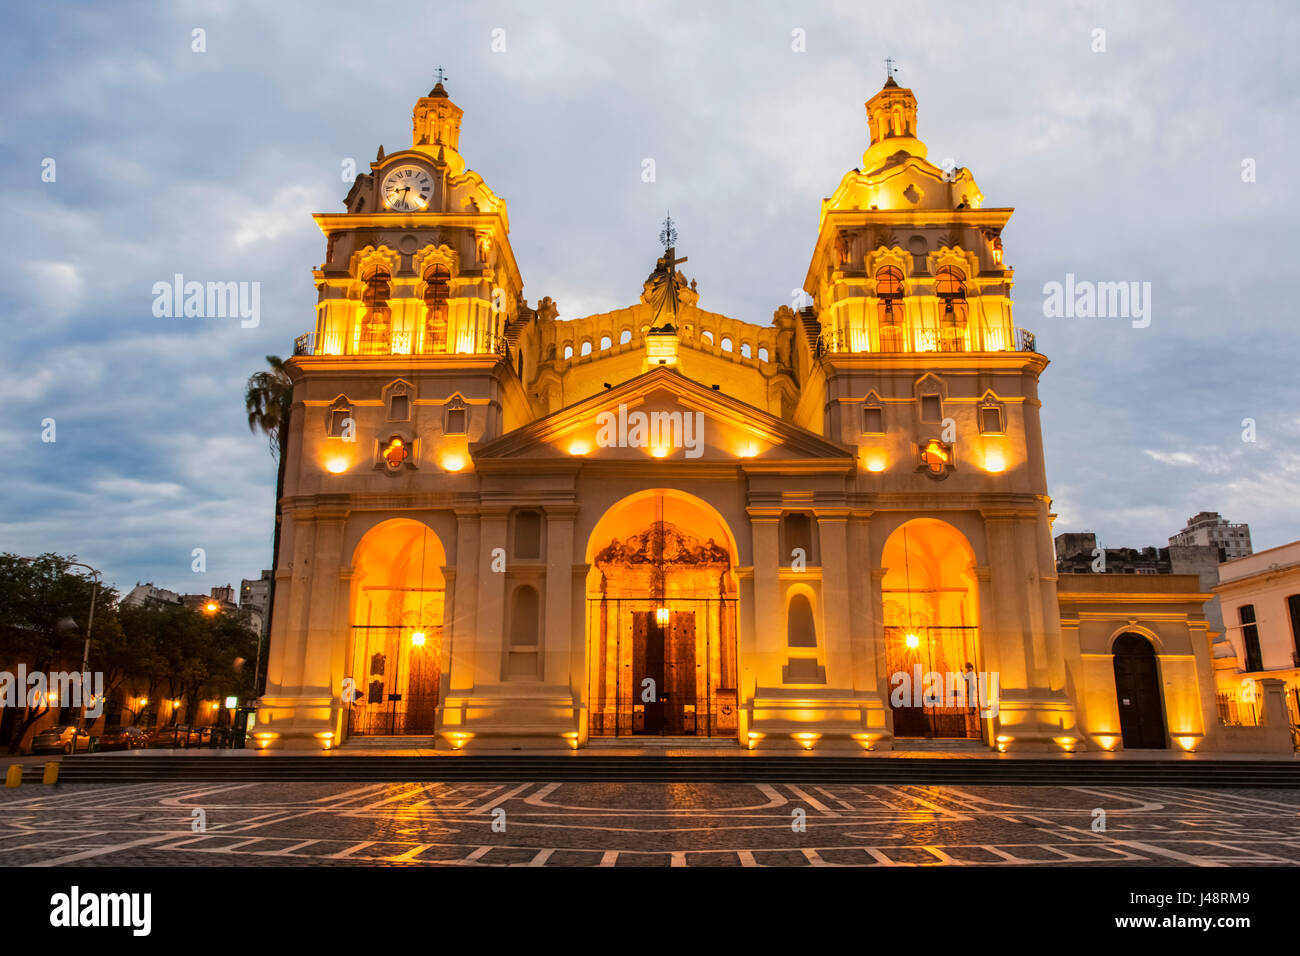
1113, 633, 1167, 749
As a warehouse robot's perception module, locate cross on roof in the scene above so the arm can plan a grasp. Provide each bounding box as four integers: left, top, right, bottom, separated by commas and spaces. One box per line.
659, 212, 678, 252
885, 56, 897, 79
434, 65, 448, 85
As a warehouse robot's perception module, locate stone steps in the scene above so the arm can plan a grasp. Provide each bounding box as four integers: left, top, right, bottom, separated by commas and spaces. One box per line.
29, 755, 1300, 787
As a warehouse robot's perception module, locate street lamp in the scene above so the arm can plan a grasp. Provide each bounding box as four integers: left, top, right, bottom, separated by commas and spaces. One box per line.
19, 556, 99, 735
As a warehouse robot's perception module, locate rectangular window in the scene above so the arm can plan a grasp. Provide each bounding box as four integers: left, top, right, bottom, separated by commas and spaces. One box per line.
1239, 604, 1264, 672
862, 406, 884, 434
920, 394, 941, 422
445, 407, 467, 434
328, 408, 351, 437
388, 394, 409, 421
979, 405, 1003, 433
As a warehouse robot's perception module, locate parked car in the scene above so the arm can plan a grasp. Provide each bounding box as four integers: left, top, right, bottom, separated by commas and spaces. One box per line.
147, 725, 191, 749
96, 726, 149, 751
31, 726, 92, 755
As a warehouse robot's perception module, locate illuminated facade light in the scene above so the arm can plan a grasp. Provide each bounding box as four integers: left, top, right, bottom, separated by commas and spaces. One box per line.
411, 631, 426, 647
655, 607, 670, 626
904, 632, 920, 649
325, 456, 349, 474
440, 453, 466, 472
567, 439, 591, 456
864, 452, 887, 472
984, 448, 1005, 473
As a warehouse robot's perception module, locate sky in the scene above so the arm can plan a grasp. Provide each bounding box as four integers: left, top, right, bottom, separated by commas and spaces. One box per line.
1, 0, 1297, 596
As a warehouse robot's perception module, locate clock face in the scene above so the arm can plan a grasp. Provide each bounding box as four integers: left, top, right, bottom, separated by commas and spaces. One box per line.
381, 165, 434, 211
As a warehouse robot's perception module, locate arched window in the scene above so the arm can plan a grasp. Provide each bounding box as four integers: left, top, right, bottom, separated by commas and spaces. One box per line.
513, 510, 542, 560
422, 265, 450, 353
563, 343, 573, 360
580, 340, 592, 356
720, 337, 733, 352
876, 266, 905, 351
740, 342, 752, 358
599, 335, 612, 351
787, 594, 817, 647
758, 347, 769, 362
702, 330, 714, 345
619, 329, 632, 345
358, 269, 393, 355
506, 585, 540, 679
936, 266, 969, 351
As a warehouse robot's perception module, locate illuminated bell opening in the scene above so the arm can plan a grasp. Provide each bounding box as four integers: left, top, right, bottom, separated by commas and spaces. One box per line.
655, 607, 670, 626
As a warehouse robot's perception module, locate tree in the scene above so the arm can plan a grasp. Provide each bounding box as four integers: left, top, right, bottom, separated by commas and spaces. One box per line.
244, 354, 294, 696
0, 553, 118, 752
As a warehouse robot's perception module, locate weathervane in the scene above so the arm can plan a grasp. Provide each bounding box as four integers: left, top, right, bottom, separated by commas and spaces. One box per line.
659, 212, 678, 252
885, 56, 897, 80
434, 65, 448, 85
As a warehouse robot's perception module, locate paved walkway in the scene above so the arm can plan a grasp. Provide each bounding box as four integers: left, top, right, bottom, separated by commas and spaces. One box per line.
1, 779, 1298, 867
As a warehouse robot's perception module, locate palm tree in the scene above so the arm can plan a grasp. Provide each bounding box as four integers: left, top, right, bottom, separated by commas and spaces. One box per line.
244, 355, 294, 696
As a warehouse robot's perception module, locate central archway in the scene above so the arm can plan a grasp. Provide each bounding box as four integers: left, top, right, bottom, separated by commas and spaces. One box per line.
585, 491, 739, 739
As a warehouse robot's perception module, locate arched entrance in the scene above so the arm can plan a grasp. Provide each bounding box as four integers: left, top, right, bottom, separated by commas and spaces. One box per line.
1112, 633, 1167, 749
880, 519, 984, 740
585, 491, 739, 739
347, 519, 446, 736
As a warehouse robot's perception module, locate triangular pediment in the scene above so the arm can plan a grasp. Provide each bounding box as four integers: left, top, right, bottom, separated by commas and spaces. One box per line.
473, 367, 853, 465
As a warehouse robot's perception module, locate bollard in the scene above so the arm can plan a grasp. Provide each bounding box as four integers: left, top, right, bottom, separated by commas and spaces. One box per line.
42, 762, 59, 786
4, 765, 21, 788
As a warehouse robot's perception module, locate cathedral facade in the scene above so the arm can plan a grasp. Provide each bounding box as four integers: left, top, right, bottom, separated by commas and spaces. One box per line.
256, 78, 1284, 754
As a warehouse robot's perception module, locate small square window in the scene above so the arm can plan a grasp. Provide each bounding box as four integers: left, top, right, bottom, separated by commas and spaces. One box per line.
920, 394, 942, 422
445, 407, 467, 434
862, 405, 884, 434
979, 405, 1003, 434
388, 394, 409, 421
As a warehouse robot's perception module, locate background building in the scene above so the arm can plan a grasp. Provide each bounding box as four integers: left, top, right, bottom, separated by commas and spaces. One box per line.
1170, 511, 1253, 560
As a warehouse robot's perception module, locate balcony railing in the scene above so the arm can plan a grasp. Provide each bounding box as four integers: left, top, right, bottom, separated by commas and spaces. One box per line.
294, 331, 511, 360
815, 324, 1039, 358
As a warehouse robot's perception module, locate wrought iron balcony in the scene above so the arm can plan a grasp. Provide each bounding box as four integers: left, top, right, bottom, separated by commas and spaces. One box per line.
294, 331, 511, 360
815, 324, 1039, 358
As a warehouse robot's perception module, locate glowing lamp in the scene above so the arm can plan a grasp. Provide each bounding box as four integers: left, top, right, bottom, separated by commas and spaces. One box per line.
441, 454, 466, 472
1176, 736, 1198, 752
325, 456, 348, 474
224, 696, 237, 709
48, 692, 59, 705
655, 607, 670, 626
738, 441, 759, 458
411, 631, 426, 647
172, 699, 181, 709
984, 448, 1005, 473
904, 633, 920, 649
864, 453, 887, 473
992, 237, 1003, 266
567, 440, 591, 456
205, 601, 218, 613
650, 445, 670, 458
920, 438, 951, 475
210, 701, 220, 711
138, 697, 148, 707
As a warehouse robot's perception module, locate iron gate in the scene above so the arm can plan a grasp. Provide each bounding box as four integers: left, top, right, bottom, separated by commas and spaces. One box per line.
346, 624, 441, 736
587, 597, 738, 738
884, 625, 986, 740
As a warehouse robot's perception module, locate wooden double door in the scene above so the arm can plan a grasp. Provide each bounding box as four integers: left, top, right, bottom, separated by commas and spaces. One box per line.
632, 610, 698, 735
1113, 633, 1167, 749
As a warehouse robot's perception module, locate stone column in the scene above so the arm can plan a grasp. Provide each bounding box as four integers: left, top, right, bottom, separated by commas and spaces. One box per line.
446, 510, 481, 695
747, 511, 782, 688
475, 508, 509, 686
816, 510, 852, 687
543, 505, 578, 685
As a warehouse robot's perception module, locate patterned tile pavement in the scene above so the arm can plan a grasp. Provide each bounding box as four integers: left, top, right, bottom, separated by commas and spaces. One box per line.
2, 780, 1299, 867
